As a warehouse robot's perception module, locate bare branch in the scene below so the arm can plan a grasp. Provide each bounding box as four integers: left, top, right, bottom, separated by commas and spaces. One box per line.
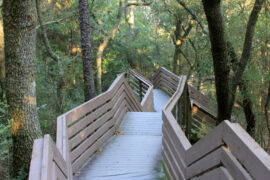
176, 0, 209, 35
36, 0, 60, 63
232, 0, 265, 88
126, 1, 152, 7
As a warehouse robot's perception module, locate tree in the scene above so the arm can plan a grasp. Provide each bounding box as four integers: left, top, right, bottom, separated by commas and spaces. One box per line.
96, 0, 123, 94
201, 0, 265, 124
175, 0, 260, 136
78, 0, 96, 101
2, 0, 42, 177
36, 0, 65, 114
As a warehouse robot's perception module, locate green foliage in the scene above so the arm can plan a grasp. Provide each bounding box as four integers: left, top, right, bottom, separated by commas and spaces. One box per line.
0, 99, 11, 179
34, 0, 269, 153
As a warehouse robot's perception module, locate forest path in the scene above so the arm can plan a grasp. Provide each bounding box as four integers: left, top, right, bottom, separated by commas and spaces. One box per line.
74, 89, 170, 180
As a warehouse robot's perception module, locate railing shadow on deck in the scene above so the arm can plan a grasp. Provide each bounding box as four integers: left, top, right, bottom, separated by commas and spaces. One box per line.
28, 70, 154, 180
152, 67, 270, 180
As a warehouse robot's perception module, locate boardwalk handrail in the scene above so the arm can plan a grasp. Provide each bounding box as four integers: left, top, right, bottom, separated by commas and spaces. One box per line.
128, 69, 154, 111
162, 74, 270, 179
29, 72, 154, 179
153, 67, 216, 138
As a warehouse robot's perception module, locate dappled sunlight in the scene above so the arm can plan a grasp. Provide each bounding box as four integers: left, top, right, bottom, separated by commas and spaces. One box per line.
25, 95, 36, 105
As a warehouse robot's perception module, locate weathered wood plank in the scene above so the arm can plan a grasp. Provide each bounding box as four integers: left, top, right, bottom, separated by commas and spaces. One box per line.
162, 150, 179, 180
41, 135, 54, 180
162, 124, 188, 159
69, 91, 126, 150
186, 122, 224, 166
186, 147, 222, 179
223, 121, 270, 179
221, 147, 252, 180
71, 118, 115, 162
192, 167, 233, 180
72, 126, 115, 172
163, 138, 185, 179
162, 127, 186, 170
29, 139, 44, 180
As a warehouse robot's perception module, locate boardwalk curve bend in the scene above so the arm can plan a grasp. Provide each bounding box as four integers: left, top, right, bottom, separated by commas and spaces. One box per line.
29, 68, 270, 180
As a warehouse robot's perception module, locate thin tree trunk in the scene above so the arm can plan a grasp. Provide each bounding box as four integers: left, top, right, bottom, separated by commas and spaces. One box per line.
36, 0, 64, 113
0, 17, 5, 99
3, 0, 42, 177
125, 0, 135, 36
173, 45, 181, 74
96, 0, 123, 94
79, 0, 96, 101
239, 80, 256, 137
172, 20, 192, 74
264, 80, 270, 153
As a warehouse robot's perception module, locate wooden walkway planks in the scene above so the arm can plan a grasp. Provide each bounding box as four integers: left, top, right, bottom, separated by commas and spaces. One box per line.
153, 89, 171, 112
74, 89, 170, 180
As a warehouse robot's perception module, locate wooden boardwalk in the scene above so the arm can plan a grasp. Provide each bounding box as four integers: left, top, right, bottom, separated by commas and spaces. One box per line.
74, 89, 170, 180
29, 68, 270, 180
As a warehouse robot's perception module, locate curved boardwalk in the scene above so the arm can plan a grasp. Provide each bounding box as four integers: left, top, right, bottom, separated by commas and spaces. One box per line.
74, 89, 170, 180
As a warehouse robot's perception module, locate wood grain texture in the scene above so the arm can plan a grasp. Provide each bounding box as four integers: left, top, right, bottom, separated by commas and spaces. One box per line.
73, 112, 165, 180
160, 68, 270, 180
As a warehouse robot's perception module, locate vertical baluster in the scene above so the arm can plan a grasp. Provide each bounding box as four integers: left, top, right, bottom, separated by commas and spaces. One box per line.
139, 80, 143, 101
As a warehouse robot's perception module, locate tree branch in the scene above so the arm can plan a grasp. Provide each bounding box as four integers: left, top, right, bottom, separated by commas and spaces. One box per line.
126, 1, 152, 7
36, 0, 60, 63
232, 0, 265, 88
176, 0, 209, 35
96, 0, 123, 93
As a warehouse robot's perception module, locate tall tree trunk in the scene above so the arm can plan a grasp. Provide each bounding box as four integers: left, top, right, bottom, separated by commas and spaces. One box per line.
96, 0, 123, 94
3, 0, 42, 177
202, 0, 264, 124
202, 0, 231, 123
78, 0, 96, 101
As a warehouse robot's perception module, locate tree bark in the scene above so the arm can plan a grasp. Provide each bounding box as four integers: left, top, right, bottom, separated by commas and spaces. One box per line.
3, 0, 42, 176
96, 0, 123, 94
79, 0, 96, 101
202, 0, 231, 123
239, 80, 255, 137
202, 0, 264, 123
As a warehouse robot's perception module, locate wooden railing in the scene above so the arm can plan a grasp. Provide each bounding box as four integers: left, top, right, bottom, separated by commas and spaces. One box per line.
162, 75, 270, 179
29, 135, 70, 180
153, 67, 217, 139
127, 69, 154, 112
29, 72, 154, 179
152, 67, 179, 96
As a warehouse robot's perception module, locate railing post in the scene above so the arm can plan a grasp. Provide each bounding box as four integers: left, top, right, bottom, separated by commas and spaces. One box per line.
177, 98, 182, 125
183, 84, 192, 139
139, 80, 143, 101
